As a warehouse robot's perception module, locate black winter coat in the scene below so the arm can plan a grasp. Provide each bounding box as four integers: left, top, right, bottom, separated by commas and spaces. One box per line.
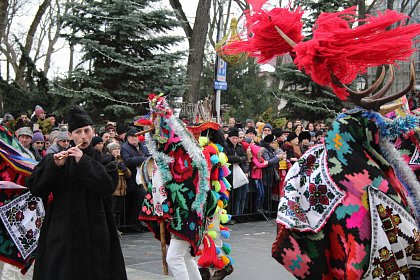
28, 145, 127, 280
120, 142, 149, 191
224, 139, 248, 184
259, 139, 280, 189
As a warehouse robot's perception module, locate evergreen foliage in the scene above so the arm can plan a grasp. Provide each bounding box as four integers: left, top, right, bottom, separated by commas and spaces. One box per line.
269, 0, 354, 121
198, 55, 277, 123
59, 0, 186, 122
0, 42, 50, 116
273, 63, 344, 122
294, 0, 353, 36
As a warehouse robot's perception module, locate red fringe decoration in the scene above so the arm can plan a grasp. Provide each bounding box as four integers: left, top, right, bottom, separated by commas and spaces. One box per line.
198, 235, 225, 269
221, 7, 304, 63
247, 0, 269, 10
293, 6, 420, 100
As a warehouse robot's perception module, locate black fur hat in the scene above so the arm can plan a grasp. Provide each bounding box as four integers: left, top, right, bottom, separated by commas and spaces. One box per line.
68, 106, 93, 132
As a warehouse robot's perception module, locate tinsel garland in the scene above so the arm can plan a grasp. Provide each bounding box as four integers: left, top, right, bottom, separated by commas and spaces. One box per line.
145, 133, 174, 183
379, 137, 420, 226
361, 110, 419, 139
146, 93, 210, 218
166, 116, 210, 218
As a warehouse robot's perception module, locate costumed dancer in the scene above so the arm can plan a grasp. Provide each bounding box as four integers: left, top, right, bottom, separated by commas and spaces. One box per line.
0, 125, 42, 280
222, 1, 420, 278
138, 94, 218, 280
187, 121, 235, 280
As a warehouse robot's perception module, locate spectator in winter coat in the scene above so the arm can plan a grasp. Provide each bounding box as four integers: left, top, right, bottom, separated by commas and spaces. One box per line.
31, 131, 46, 160
250, 144, 268, 213
107, 142, 131, 229
16, 127, 40, 161
282, 132, 302, 165
92, 136, 104, 152
259, 134, 281, 212
120, 128, 150, 229
46, 128, 71, 154
225, 128, 249, 215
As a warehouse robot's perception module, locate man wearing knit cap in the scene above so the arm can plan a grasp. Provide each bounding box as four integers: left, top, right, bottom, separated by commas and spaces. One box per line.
262, 123, 273, 137
31, 131, 45, 160
1, 113, 14, 131
16, 127, 39, 161
46, 128, 71, 154
29, 105, 45, 127
28, 105, 127, 280
245, 118, 255, 129
92, 136, 104, 152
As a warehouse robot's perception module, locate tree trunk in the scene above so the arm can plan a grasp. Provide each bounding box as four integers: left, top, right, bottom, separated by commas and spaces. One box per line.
184, 0, 211, 104
170, 0, 211, 104
0, 0, 8, 77
68, 42, 74, 78
15, 0, 50, 88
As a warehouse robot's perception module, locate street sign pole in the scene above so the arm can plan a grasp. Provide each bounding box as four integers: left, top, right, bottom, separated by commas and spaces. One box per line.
214, 1, 227, 124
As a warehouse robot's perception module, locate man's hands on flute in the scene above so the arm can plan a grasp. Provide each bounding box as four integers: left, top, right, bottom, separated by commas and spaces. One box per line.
54, 142, 84, 166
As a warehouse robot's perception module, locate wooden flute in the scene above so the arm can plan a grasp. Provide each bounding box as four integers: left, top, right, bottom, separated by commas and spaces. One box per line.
57, 141, 84, 160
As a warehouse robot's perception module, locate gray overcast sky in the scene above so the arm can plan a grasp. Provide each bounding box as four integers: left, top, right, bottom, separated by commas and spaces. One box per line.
49, 0, 200, 77
1, 0, 281, 79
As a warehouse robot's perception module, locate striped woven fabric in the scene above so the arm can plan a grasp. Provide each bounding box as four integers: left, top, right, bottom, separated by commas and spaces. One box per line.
0, 125, 39, 273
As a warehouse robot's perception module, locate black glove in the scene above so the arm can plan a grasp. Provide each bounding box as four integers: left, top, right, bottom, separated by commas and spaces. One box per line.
117, 161, 127, 172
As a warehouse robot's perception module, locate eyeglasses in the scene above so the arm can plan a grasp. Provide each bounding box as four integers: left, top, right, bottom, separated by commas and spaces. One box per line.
61, 140, 70, 143
35, 141, 44, 144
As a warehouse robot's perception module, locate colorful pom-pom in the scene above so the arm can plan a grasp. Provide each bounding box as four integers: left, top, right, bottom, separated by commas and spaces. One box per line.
213, 181, 221, 192
217, 200, 224, 209
219, 153, 228, 165
220, 213, 229, 224
211, 154, 220, 165
208, 230, 217, 239
222, 243, 231, 255
220, 230, 230, 239
221, 256, 230, 265
199, 136, 209, 147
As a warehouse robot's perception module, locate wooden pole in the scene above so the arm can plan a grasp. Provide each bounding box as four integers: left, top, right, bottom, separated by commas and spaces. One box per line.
159, 221, 169, 275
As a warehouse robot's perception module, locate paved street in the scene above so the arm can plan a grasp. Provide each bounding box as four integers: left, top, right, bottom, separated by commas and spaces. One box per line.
122, 220, 295, 280
23, 220, 295, 279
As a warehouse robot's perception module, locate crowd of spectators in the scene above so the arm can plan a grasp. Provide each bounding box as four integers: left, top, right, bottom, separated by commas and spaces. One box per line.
0, 106, 150, 234
218, 117, 329, 219
0, 105, 330, 226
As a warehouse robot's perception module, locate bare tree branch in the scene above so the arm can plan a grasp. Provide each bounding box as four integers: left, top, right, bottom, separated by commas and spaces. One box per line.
223, 0, 233, 35
208, 0, 218, 48
366, 0, 379, 14
44, 0, 67, 75
406, 0, 420, 22
233, 0, 247, 11
169, 0, 193, 40
0, 45, 17, 73
0, 0, 8, 42
15, 0, 51, 87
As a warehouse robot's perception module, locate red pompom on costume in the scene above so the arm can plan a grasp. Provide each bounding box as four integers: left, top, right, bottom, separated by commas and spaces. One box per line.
293, 7, 420, 100
220, 5, 304, 63
223, 2, 420, 101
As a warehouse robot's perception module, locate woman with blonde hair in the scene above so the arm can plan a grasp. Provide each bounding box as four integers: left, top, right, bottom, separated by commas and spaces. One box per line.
254, 122, 265, 144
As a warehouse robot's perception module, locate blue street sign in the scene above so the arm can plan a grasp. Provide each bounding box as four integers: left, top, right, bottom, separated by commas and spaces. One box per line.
216, 58, 227, 82
214, 81, 228, 90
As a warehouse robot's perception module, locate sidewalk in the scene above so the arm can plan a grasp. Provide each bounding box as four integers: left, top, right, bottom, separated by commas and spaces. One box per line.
22, 221, 293, 279
22, 229, 174, 280
23, 267, 172, 280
